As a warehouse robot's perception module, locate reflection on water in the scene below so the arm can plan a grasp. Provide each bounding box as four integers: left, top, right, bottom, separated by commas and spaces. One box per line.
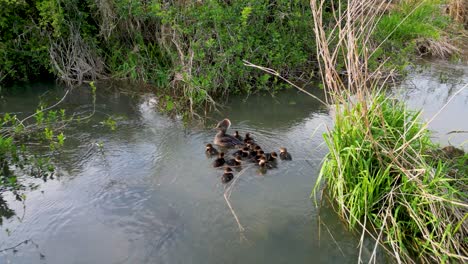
394, 60, 468, 148
0, 60, 466, 263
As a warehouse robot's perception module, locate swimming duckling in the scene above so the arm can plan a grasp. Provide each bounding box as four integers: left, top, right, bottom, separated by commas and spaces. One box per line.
205, 143, 219, 156
266, 151, 278, 162
252, 145, 262, 154
234, 146, 249, 158
258, 156, 273, 169
234, 131, 243, 141
244, 133, 254, 144
232, 148, 243, 157
241, 147, 250, 158
214, 119, 243, 148
213, 152, 226, 167
279, 147, 292, 160
250, 150, 265, 163
226, 155, 242, 166
247, 145, 258, 157
221, 167, 234, 183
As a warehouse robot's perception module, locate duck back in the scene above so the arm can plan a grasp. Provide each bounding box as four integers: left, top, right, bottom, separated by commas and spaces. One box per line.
214, 130, 243, 147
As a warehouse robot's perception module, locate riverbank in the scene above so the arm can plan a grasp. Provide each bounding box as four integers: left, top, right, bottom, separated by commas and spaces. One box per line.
1, 0, 466, 114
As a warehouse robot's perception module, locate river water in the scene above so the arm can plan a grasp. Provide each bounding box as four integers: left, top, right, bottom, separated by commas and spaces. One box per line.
0, 61, 466, 263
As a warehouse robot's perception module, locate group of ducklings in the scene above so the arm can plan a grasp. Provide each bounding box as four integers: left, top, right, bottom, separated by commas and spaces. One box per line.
206, 118, 292, 184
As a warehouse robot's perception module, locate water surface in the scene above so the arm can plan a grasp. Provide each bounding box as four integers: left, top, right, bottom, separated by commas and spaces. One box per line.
0, 61, 466, 263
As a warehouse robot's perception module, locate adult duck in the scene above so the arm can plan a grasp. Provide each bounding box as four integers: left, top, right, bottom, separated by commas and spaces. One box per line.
213, 119, 243, 147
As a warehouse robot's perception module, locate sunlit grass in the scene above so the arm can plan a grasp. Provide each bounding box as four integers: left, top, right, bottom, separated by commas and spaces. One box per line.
315, 95, 467, 262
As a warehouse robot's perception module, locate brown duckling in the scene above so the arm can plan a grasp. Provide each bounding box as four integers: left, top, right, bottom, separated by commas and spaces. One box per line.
226, 155, 242, 166
248, 148, 257, 158
266, 151, 278, 162
244, 133, 254, 144
205, 143, 219, 156
241, 147, 250, 158
246, 142, 255, 150
213, 152, 226, 167
221, 167, 234, 183
214, 119, 243, 148
279, 147, 292, 160
258, 156, 273, 169
234, 131, 243, 141
250, 150, 264, 163
234, 146, 249, 158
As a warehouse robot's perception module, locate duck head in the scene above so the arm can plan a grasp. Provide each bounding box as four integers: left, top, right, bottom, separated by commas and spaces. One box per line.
206, 143, 213, 150
279, 147, 287, 153
224, 167, 233, 173
215, 118, 232, 131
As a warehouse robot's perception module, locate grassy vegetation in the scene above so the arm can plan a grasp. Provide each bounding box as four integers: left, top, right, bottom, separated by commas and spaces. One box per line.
311, 0, 467, 262
317, 95, 467, 262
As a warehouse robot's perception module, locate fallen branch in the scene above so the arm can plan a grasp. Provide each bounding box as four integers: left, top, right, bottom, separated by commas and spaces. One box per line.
222, 164, 255, 240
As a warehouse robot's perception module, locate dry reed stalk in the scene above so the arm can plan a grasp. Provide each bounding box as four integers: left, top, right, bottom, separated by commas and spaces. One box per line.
447, 0, 467, 27
416, 37, 461, 58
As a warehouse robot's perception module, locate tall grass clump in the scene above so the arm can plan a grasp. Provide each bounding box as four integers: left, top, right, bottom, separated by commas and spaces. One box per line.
311, 0, 467, 262
319, 95, 467, 262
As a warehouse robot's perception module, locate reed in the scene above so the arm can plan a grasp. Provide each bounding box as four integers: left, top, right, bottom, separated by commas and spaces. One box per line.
447, 0, 467, 27
310, 0, 467, 262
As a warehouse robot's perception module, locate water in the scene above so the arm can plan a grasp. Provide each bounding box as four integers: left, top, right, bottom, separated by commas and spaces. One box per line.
394, 60, 468, 147
0, 61, 466, 264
